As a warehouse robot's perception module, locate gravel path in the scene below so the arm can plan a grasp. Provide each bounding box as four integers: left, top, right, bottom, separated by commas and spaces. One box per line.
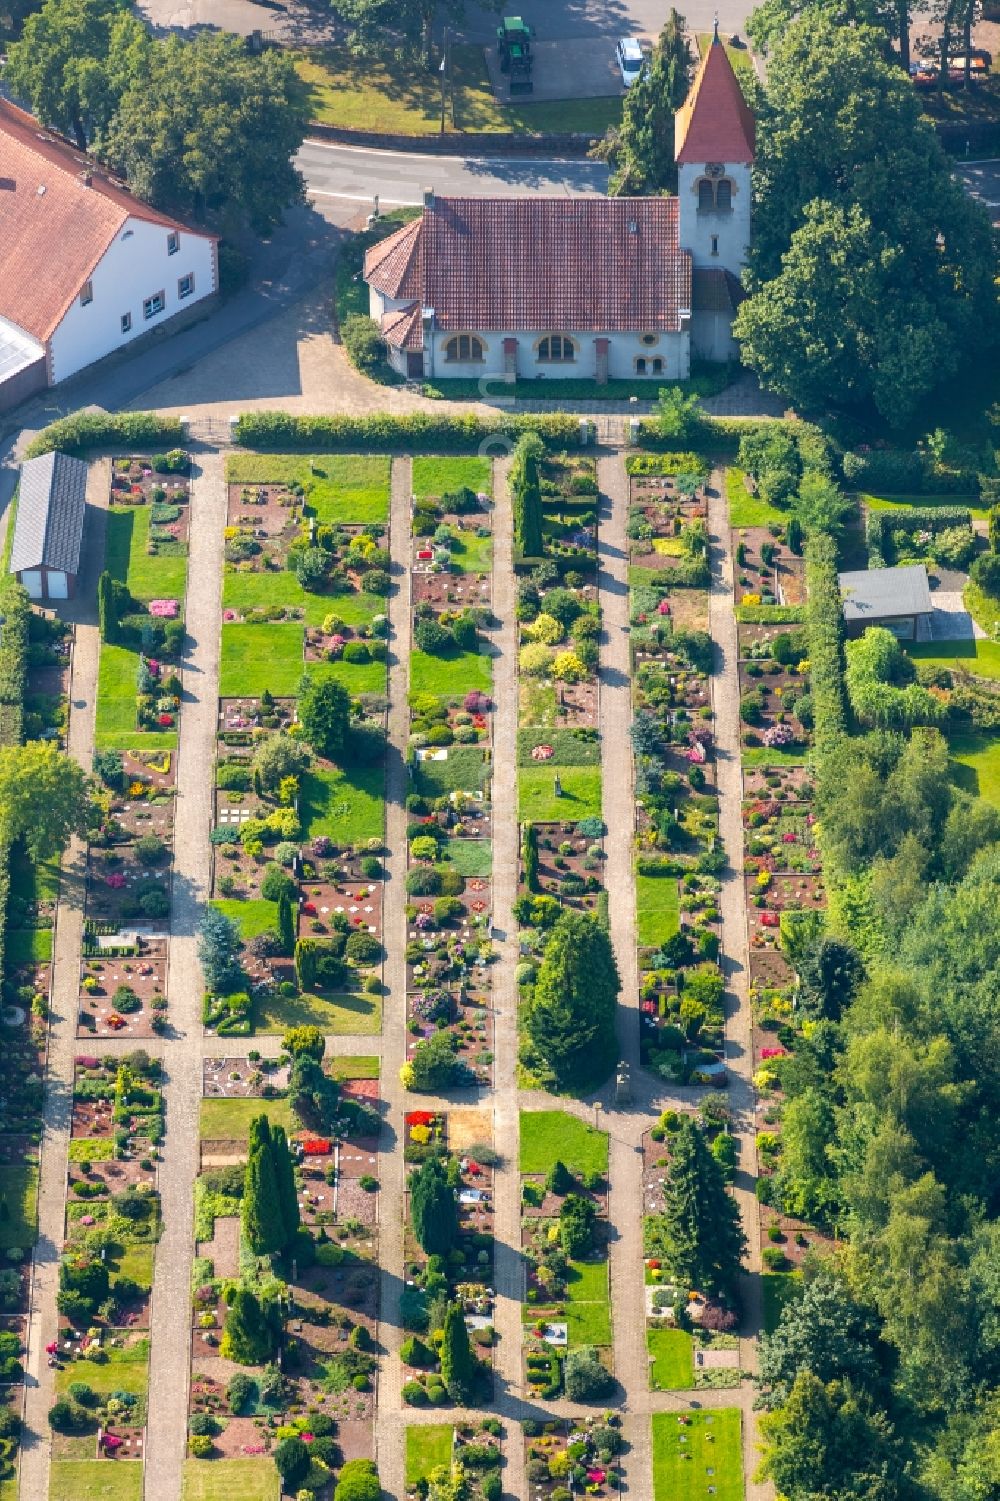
144, 449, 227, 1500
374, 456, 413, 1501
19, 460, 108, 1501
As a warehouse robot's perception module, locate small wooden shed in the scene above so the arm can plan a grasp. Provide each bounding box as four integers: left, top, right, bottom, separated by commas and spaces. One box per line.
9, 451, 88, 600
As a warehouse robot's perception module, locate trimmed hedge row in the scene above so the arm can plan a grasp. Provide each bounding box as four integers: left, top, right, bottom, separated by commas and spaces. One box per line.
0, 578, 30, 990
736, 605, 807, 625
24, 411, 184, 459
234, 410, 593, 453
805, 532, 847, 758
866, 505, 972, 568
843, 447, 979, 495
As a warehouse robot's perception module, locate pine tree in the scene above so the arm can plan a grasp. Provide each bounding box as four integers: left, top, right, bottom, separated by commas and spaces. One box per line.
277, 889, 296, 956
242, 1116, 286, 1256
660, 1117, 746, 1303
270, 1123, 300, 1246
409, 1156, 458, 1256
523, 910, 620, 1090
440, 1301, 477, 1404
600, 10, 692, 194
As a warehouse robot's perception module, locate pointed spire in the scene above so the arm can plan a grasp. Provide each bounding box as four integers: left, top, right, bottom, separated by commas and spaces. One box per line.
713, 13, 719, 41
674, 33, 755, 166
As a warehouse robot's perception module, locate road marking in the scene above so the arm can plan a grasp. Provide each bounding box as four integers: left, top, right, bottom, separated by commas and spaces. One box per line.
307, 187, 420, 205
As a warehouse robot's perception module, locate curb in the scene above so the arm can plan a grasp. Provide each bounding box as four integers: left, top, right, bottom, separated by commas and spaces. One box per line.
306, 123, 600, 158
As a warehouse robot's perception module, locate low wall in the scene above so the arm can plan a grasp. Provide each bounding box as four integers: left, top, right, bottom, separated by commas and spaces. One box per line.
306, 123, 598, 157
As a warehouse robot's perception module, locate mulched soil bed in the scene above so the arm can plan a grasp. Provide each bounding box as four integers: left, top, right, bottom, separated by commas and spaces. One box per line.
405, 989, 494, 1085
217, 697, 297, 737
520, 821, 605, 913
84, 843, 171, 926
202, 1057, 291, 1096
412, 571, 492, 609
734, 527, 805, 607
78, 954, 167, 1039
226, 481, 303, 535
111, 455, 191, 504
743, 764, 814, 800
300, 880, 383, 941
757, 1210, 834, 1269
518, 676, 599, 730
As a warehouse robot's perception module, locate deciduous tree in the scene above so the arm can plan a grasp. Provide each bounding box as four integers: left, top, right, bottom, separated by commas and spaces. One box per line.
0, 742, 91, 861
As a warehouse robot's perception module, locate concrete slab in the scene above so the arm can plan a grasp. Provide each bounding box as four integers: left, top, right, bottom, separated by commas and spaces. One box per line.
926, 590, 983, 640
484, 36, 626, 102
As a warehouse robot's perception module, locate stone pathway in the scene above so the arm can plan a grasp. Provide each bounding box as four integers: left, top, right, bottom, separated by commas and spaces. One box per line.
144, 450, 227, 1500
373, 456, 413, 1500
19, 460, 109, 1501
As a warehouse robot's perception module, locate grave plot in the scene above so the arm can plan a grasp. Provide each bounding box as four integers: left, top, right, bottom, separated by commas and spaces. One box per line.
522, 1416, 624, 1498
739, 660, 810, 762
189, 1061, 382, 1472
518, 818, 605, 916
111, 451, 191, 505
651, 1408, 745, 1501
519, 1110, 612, 1400
734, 526, 805, 608
23, 611, 72, 745
226, 478, 304, 535
78, 945, 167, 1038
84, 839, 171, 929
405, 986, 494, 1086
404, 1419, 502, 1498
411, 455, 493, 610
401, 1110, 496, 1406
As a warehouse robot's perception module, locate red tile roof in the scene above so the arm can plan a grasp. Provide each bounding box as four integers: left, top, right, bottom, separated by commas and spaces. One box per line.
380, 302, 423, 351
0, 99, 212, 343
367, 197, 691, 334
675, 36, 755, 166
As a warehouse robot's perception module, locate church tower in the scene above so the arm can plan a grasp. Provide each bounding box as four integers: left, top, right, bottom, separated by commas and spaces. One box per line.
675, 26, 755, 285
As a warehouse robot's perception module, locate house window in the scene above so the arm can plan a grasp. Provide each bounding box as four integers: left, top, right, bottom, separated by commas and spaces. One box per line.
651, 356, 663, 374
636, 357, 647, 374
698, 179, 715, 211
711, 235, 719, 257
80, 280, 93, 307
537, 334, 576, 363
178, 273, 195, 300
167, 232, 179, 255
444, 333, 484, 362
636, 356, 664, 376
640, 333, 658, 347
143, 291, 165, 320
121, 312, 132, 335
716, 179, 732, 211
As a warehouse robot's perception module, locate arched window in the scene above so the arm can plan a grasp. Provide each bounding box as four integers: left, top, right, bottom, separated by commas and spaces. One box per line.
537, 334, 576, 363
636, 357, 647, 374
716, 179, 732, 211
698, 179, 715, 211
651, 356, 663, 374
444, 334, 485, 363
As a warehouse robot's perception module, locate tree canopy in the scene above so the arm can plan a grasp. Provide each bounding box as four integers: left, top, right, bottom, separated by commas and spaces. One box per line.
598, 10, 692, 194
0, 742, 91, 861
656, 1116, 746, 1303
522, 909, 620, 1089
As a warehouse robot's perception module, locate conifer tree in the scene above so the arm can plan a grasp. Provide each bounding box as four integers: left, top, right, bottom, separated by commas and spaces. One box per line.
512, 433, 544, 558
270, 1123, 300, 1246
409, 1156, 458, 1256
599, 10, 692, 193
440, 1301, 477, 1404
277, 889, 296, 956
242, 1115, 286, 1256
522, 822, 540, 893
221, 1286, 279, 1363
660, 1116, 746, 1302
523, 910, 620, 1090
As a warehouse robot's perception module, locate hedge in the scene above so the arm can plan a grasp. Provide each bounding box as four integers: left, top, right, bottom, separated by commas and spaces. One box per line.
24, 411, 184, 459
233, 410, 593, 453
636, 414, 832, 464
0, 578, 30, 991
843, 447, 979, 496
866, 505, 972, 568
625, 451, 709, 477
805, 532, 847, 758
735, 605, 807, 625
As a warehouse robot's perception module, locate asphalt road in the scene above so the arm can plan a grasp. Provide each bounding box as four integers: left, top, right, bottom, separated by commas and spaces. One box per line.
461, 0, 753, 42
958, 158, 1000, 225
298, 139, 611, 206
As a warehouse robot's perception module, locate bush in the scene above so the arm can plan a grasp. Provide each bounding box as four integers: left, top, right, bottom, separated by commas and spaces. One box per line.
233, 410, 591, 454
334, 1458, 382, 1501
189, 1436, 215, 1458
341, 314, 387, 375
345, 931, 383, 965
972, 552, 1000, 597
26, 411, 183, 459
563, 1346, 614, 1401
226, 1371, 255, 1413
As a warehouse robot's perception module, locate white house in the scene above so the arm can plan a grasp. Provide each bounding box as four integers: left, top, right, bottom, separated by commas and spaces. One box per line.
364, 29, 755, 383
0, 100, 218, 411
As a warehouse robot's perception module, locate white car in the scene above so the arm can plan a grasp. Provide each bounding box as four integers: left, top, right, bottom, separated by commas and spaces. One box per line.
616, 37, 644, 87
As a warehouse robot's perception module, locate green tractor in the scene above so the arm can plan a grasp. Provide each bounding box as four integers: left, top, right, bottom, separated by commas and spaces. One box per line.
497, 16, 534, 93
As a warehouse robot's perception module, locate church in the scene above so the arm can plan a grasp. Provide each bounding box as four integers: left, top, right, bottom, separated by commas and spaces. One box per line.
363, 30, 755, 384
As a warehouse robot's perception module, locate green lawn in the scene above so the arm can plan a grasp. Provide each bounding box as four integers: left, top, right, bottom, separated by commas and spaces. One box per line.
0, 1162, 37, 1249
223, 569, 384, 631
307, 655, 388, 695
254, 989, 382, 1035
330, 1054, 380, 1080
211, 899, 280, 940
727, 467, 786, 529
225, 454, 390, 524
948, 729, 1000, 807
449, 529, 493, 577
907, 637, 1000, 682
300, 763, 385, 844
652, 1409, 743, 1501
406, 1425, 454, 1485
412, 456, 492, 499
564, 1258, 612, 1347
55, 1341, 149, 1398
410, 646, 493, 698
412, 746, 488, 796
298, 43, 621, 135
742, 744, 808, 768
182, 1459, 281, 1501
518, 764, 602, 822
113, 1242, 155, 1291
50, 1463, 145, 1501
648, 1326, 694, 1390
106, 505, 187, 604
517, 727, 602, 767
440, 838, 492, 876
95, 644, 177, 750
862, 490, 988, 519
636, 872, 680, 948
761, 1269, 802, 1334
219, 624, 304, 698
520, 1110, 609, 1177
199, 1096, 295, 1141
6, 927, 53, 964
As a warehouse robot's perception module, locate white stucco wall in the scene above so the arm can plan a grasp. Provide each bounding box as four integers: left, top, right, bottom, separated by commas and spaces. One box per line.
425, 329, 689, 382
691, 310, 738, 363
677, 162, 751, 282
49, 217, 217, 384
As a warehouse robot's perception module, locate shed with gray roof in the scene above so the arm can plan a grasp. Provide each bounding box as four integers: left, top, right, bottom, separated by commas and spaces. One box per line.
838, 563, 933, 641
9, 450, 88, 600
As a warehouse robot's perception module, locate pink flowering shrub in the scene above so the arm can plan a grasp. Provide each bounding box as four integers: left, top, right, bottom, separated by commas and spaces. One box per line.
149, 599, 179, 618
762, 724, 795, 747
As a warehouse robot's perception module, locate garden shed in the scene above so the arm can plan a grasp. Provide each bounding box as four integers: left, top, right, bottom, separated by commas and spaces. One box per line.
838, 563, 933, 640
9, 450, 88, 600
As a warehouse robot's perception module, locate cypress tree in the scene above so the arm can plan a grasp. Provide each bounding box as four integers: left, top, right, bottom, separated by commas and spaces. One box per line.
512, 433, 544, 558
660, 1117, 746, 1303
440, 1300, 477, 1404
97, 570, 115, 643
409, 1156, 458, 1256
277, 890, 296, 956
221, 1287, 279, 1364
271, 1123, 300, 1246
242, 1115, 286, 1256
522, 822, 539, 893
295, 938, 318, 991
523, 910, 620, 1090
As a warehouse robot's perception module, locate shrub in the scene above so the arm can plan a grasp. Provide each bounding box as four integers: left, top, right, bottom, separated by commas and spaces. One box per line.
563, 1346, 614, 1401
234, 410, 591, 454
346, 931, 383, 965
341, 315, 386, 375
